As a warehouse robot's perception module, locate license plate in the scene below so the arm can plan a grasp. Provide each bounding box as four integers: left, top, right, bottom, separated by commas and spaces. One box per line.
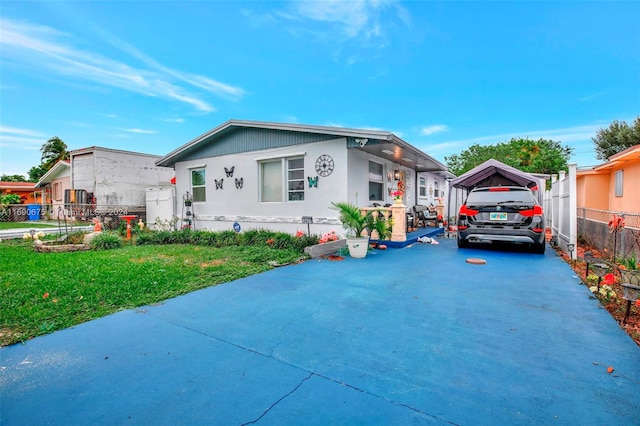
490, 212, 508, 221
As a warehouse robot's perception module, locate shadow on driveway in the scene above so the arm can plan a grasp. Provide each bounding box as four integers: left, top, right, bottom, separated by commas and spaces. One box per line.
2, 239, 640, 424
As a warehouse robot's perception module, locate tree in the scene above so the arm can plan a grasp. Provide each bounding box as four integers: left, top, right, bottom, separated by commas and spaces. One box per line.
28, 165, 47, 182
40, 136, 69, 171
445, 138, 573, 176
0, 174, 27, 182
592, 117, 640, 161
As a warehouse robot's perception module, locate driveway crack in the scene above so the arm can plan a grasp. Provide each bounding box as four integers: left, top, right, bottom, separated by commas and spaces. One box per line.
241, 372, 314, 425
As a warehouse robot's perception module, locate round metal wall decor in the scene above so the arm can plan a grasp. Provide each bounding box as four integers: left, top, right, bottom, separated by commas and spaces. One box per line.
315, 154, 334, 177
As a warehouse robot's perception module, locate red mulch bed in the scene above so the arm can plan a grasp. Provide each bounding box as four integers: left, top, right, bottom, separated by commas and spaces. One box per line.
555, 241, 640, 346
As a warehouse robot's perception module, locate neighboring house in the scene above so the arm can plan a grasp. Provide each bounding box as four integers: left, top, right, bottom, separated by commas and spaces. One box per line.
576, 144, 640, 213
69, 146, 174, 210
156, 119, 451, 235
34, 160, 71, 215
0, 181, 37, 204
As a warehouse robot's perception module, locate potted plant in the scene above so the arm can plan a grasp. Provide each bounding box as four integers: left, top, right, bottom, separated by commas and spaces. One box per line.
619, 254, 640, 299
332, 202, 391, 258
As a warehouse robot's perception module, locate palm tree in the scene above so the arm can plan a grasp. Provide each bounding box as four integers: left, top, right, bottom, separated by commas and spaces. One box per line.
40, 137, 69, 171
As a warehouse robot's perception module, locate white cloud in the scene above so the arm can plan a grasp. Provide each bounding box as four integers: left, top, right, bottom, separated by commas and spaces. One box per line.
420, 125, 449, 135
0, 18, 246, 113
163, 118, 185, 123
280, 0, 406, 43
0, 126, 45, 137
122, 128, 158, 134
0, 126, 46, 149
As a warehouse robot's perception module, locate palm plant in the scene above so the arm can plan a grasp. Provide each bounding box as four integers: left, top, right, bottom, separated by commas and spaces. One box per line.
332, 202, 370, 238
331, 202, 392, 239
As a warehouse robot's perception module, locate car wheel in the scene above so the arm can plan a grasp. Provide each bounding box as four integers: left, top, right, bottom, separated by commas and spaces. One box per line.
532, 242, 545, 254
457, 237, 469, 248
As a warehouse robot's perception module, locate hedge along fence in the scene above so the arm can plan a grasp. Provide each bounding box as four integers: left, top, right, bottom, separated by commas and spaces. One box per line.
135, 228, 320, 254
578, 208, 640, 261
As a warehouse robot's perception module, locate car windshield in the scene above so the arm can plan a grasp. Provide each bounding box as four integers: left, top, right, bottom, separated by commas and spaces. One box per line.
467, 188, 533, 204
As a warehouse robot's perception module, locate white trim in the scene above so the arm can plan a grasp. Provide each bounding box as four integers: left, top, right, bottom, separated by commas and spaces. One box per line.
255, 152, 306, 162
187, 164, 207, 169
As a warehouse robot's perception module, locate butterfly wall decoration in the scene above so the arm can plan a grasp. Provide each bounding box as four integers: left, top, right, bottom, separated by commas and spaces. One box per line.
308, 176, 318, 188
224, 166, 235, 177
215, 179, 224, 190
235, 178, 243, 189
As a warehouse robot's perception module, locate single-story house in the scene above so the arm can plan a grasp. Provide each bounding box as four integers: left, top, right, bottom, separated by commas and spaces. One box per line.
34, 160, 71, 215
0, 181, 37, 204
156, 119, 452, 235
576, 144, 640, 213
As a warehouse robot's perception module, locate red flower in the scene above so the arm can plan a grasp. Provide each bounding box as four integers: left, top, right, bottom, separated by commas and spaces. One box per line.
43, 292, 49, 299
635, 299, 640, 308
266, 238, 275, 246
602, 273, 616, 285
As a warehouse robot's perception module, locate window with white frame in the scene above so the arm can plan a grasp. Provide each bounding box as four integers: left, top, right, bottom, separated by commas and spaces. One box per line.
419, 176, 426, 197
287, 158, 305, 201
615, 170, 623, 197
368, 161, 384, 201
260, 156, 305, 202
434, 180, 440, 198
191, 168, 206, 202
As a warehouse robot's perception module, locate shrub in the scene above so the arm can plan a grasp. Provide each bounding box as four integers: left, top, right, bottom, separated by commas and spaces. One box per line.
133, 228, 319, 253
90, 232, 124, 250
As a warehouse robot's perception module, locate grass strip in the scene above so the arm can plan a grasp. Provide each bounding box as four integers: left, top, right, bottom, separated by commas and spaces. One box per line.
0, 222, 58, 230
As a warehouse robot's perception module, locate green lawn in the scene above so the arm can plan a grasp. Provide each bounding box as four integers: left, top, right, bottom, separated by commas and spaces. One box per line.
0, 222, 58, 230
0, 238, 307, 346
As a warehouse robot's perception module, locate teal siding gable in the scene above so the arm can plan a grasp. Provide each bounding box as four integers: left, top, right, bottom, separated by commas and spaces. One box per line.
178, 128, 344, 162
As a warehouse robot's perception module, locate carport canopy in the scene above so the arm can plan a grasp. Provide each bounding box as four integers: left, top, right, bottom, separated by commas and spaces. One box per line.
449, 159, 539, 190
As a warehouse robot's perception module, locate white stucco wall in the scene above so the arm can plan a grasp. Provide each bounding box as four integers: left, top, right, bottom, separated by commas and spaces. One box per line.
174, 139, 349, 235
416, 172, 447, 207
347, 149, 414, 207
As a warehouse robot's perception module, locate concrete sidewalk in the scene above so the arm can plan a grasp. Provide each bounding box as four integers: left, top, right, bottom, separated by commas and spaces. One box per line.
2, 239, 639, 424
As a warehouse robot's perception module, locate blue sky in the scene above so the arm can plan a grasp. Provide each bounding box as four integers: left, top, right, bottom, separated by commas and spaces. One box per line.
1, 0, 639, 178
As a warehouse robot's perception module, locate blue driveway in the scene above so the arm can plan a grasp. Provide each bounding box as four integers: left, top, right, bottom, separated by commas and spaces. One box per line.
2, 239, 640, 425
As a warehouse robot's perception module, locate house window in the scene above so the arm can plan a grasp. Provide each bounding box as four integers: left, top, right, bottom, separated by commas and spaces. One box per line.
261, 160, 282, 202
419, 176, 426, 197
287, 158, 305, 201
615, 170, 623, 197
434, 181, 440, 198
368, 161, 383, 201
191, 168, 206, 202
53, 182, 62, 201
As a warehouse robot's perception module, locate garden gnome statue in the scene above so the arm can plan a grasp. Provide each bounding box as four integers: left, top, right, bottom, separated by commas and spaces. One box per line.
138, 219, 145, 230
93, 218, 102, 232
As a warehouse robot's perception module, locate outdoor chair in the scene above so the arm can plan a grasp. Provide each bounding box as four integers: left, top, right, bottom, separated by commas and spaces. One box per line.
413, 204, 438, 228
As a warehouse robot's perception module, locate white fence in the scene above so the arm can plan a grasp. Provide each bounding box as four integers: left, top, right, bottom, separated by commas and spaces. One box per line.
546, 163, 577, 259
